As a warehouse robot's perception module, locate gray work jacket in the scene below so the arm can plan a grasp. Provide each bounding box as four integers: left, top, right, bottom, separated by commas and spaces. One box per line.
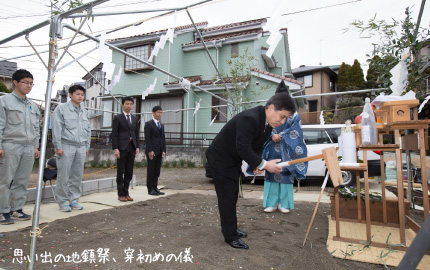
0, 91, 40, 149
52, 101, 91, 150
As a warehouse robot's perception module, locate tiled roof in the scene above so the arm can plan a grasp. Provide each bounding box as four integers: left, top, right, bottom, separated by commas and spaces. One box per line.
0, 61, 17, 77
201, 18, 267, 32
164, 76, 250, 86
163, 75, 202, 85
108, 22, 208, 43
184, 29, 262, 45
292, 65, 338, 77
250, 67, 303, 85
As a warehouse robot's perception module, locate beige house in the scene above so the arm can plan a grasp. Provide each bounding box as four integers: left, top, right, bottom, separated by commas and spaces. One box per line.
292, 65, 339, 124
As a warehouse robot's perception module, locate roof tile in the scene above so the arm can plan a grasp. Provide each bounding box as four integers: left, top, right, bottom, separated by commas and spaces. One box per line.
251, 67, 303, 85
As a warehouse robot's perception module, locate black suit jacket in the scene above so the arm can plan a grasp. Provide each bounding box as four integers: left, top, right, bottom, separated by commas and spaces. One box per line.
112, 113, 140, 151
144, 119, 166, 154
206, 106, 272, 172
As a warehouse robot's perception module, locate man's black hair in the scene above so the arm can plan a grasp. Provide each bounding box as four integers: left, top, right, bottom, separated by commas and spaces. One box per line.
12, 69, 33, 82
68, 84, 86, 94
265, 92, 296, 114
152, 105, 162, 113
122, 96, 134, 105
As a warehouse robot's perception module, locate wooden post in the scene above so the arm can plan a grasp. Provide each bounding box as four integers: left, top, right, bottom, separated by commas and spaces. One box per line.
419, 128, 429, 219
322, 147, 343, 239
357, 172, 361, 222
395, 129, 406, 244
379, 133, 387, 223
363, 150, 372, 243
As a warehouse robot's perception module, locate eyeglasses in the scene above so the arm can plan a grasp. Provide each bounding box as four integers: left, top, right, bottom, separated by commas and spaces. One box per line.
19, 81, 34, 86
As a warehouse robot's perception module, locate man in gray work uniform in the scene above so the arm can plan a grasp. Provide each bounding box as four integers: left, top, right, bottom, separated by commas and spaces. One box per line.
52, 84, 91, 212
0, 69, 40, 225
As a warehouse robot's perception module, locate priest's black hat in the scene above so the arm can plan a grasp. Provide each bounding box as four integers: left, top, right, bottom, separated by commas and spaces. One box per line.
275, 80, 289, 94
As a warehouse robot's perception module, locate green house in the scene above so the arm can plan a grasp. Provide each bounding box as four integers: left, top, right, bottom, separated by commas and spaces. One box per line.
102, 18, 303, 144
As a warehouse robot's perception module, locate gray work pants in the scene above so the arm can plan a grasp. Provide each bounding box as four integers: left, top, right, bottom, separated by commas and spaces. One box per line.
0, 142, 35, 213
56, 144, 86, 208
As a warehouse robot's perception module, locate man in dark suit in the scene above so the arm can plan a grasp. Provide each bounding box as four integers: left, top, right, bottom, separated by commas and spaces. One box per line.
144, 106, 166, 196
206, 91, 296, 249
112, 97, 140, 202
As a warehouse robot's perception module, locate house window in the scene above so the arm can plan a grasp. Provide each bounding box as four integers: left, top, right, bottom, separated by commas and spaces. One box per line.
330, 79, 336, 91
231, 43, 239, 58
124, 44, 154, 70
297, 74, 313, 88
212, 94, 227, 123
87, 78, 93, 89
101, 98, 121, 128
308, 100, 318, 112
94, 70, 106, 86
141, 96, 183, 141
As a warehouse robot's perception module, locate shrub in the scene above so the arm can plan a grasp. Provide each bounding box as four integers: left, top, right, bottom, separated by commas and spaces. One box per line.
180, 159, 186, 167
187, 160, 195, 168
172, 160, 177, 167
90, 160, 97, 168
135, 161, 143, 168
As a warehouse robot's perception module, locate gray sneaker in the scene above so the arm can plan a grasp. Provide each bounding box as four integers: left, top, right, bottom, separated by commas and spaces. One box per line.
0, 214, 14, 225
60, 205, 72, 212
70, 202, 83, 210
11, 210, 31, 220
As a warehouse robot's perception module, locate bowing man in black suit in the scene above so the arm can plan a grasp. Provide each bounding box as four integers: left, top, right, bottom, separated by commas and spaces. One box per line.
144, 106, 166, 196
206, 91, 296, 249
112, 97, 140, 202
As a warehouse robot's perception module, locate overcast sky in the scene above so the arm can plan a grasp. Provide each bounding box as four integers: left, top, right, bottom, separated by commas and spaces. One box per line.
0, 0, 428, 100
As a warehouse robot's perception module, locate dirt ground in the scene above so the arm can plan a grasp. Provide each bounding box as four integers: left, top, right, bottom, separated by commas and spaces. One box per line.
0, 192, 393, 270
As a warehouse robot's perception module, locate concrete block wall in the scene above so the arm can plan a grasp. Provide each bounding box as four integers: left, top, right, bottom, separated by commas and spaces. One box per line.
26, 176, 136, 203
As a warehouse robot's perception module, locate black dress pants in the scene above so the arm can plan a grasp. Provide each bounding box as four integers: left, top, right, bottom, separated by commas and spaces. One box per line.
146, 152, 162, 192
210, 162, 241, 242
116, 142, 136, 197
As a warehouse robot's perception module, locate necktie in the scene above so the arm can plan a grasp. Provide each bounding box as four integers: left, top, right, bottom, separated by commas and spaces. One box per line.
157, 122, 161, 130
126, 115, 131, 126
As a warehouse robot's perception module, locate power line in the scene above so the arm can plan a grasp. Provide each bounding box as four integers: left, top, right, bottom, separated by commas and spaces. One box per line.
0, 13, 50, 19
282, 0, 362, 16
94, 0, 162, 9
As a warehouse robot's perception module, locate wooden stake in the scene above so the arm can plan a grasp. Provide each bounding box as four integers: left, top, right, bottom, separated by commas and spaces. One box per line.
303, 187, 325, 246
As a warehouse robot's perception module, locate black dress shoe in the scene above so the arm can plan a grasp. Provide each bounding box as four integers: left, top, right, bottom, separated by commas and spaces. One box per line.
237, 229, 247, 238
225, 238, 249, 249
155, 188, 165, 195
148, 190, 159, 196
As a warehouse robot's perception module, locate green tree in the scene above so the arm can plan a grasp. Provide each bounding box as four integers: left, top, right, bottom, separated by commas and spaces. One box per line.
337, 62, 352, 91
348, 7, 430, 99
365, 55, 398, 89
219, 48, 269, 116
0, 80, 11, 93
349, 59, 365, 90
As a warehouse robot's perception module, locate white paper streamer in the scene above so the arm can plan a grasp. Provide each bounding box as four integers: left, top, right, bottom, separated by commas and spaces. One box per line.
102, 62, 116, 81
209, 113, 217, 126
320, 110, 325, 127
194, 99, 202, 115
389, 48, 410, 96
142, 77, 158, 100
419, 95, 430, 113
166, 28, 175, 44
180, 78, 191, 91
113, 66, 122, 84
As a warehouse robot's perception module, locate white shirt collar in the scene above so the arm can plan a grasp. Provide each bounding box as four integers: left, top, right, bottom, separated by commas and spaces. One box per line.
123, 111, 131, 117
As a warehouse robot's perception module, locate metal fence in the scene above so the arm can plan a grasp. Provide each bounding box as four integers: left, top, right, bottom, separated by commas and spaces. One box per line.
46, 129, 218, 147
